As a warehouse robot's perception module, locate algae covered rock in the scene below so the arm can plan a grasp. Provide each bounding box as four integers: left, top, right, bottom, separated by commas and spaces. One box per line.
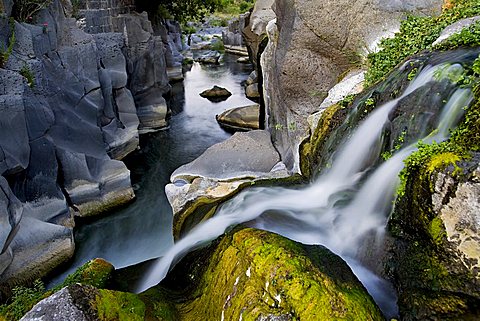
388, 155, 480, 320
164, 228, 384, 321
20, 284, 146, 321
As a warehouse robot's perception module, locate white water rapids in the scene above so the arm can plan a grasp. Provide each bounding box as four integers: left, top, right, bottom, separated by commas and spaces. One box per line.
136, 64, 473, 317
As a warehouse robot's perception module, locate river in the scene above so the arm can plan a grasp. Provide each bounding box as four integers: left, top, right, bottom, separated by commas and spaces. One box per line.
50, 53, 254, 284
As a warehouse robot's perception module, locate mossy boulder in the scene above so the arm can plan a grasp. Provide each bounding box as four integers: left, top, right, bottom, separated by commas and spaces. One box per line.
388, 152, 480, 320
20, 284, 146, 321
60, 258, 115, 289
161, 228, 384, 321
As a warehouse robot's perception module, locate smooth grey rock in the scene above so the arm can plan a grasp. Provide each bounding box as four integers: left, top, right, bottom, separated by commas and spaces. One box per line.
20, 286, 89, 321
0, 216, 74, 285
167, 130, 289, 238
0, 176, 23, 272
57, 149, 134, 217
171, 130, 280, 182
433, 16, 480, 47
216, 104, 260, 131
0, 70, 30, 175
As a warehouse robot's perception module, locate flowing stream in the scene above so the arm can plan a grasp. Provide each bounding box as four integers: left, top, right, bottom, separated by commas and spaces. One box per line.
136, 63, 473, 317
48, 54, 254, 285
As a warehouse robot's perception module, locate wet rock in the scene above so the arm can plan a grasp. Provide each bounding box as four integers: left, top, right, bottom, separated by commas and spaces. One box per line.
0, 216, 74, 288
166, 130, 289, 238
388, 155, 480, 320
194, 50, 221, 65
162, 228, 384, 320
216, 104, 260, 132
199, 85, 232, 101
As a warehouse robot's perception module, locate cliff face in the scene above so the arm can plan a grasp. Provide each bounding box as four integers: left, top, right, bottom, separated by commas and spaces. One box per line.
245, 0, 444, 172
0, 0, 183, 288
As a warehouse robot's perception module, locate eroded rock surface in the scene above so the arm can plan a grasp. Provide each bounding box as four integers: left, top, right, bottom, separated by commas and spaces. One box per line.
166, 130, 289, 239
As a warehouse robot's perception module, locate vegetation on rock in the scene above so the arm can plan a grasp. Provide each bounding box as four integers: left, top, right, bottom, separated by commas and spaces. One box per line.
166, 228, 383, 321
11, 0, 53, 22
366, 0, 480, 86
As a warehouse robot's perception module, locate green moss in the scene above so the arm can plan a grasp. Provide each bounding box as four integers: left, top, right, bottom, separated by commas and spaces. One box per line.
0, 280, 47, 321
95, 289, 145, 321
178, 228, 383, 321
300, 104, 346, 177
428, 217, 447, 245
366, 0, 480, 86
19, 64, 35, 88
60, 258, 114, 290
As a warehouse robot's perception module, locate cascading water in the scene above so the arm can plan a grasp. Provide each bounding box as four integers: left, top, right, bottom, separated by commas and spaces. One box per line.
136, 63, 473, 317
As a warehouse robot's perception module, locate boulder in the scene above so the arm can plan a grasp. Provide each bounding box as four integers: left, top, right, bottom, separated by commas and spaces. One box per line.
245, 83, 260, 99
162, 228, 384, 320
216, 104, 260, 132
236, 56, 250, 63
199, 85, 232, 102
260, 0, 444, 171
388, 157, 480, 320
0, 216, 74, 288
194, 50, 221, 65
20, 284, 146, 321
166, 130, 290, 238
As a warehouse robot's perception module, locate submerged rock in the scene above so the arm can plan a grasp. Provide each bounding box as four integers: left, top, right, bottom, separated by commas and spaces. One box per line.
199, 85, 232, 101
162, 228, 384, 320
216, 104, 260, 132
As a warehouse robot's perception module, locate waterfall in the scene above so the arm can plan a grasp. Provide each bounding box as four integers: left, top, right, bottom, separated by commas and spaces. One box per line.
136, 64, 473, 317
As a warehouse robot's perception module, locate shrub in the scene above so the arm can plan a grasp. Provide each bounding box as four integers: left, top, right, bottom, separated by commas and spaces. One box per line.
12, 0, 53, 22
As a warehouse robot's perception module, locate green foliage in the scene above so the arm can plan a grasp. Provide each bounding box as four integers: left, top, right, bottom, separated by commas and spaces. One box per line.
338, 94, 357, 108
0, 280, 46, 320
365, 0, 480, 87
12, 0, 53, 22
0, 19, 15, 69
71, 0, 80, 18
137, 0, 221, 24
210, 38, 225, 52
19, 64, 34, 88
382, 130, 407, 160
434, 21, 480, 50
216, 0, 255, 15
